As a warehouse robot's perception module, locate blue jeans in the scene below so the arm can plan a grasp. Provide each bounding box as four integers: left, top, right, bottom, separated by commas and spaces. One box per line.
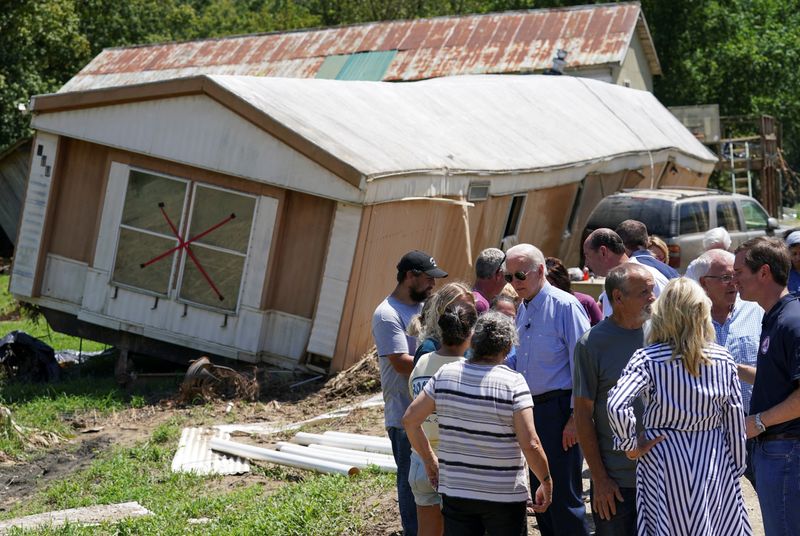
590, 485, 636, 536
529, 392, 590, 536
388, 426, 418, 536
753, 439, 800, 536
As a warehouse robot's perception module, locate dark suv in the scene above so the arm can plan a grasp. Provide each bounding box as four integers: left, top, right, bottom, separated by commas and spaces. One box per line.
583, 189, 780, 271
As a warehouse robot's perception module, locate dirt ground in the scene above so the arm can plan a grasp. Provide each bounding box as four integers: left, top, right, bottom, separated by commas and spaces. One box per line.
0, 373, 766, 536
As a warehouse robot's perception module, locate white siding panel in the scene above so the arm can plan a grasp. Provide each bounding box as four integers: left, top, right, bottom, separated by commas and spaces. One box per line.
306, 203, 361, 357
10, 132, 59, 298
92, 162, 128, 272
41, 255, 87, 304
262, 311, 312, 364
239, 196, 278, 309
32, 96, 364, 204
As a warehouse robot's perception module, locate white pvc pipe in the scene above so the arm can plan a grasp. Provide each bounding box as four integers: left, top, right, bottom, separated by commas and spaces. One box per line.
322, 431, 392, 447
292, 432, 393, 455
309, 444, 396, 463
276, 443, 397, 472
209, 438, 359, 476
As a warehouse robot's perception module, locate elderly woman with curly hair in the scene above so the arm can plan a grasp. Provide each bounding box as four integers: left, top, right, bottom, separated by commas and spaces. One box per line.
403, 312, 552, 535
607, 278, 752, 535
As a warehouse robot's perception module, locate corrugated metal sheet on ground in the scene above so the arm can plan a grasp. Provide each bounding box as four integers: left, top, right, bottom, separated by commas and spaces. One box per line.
171, 427, 250, 475
214, 393, 385, 435
60, 3, 658, 92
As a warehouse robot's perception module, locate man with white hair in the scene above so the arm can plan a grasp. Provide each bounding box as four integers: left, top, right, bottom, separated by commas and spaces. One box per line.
703, 226, 732, 251
686, 248, 762, 484
785, 230, 800, 293
472, 248, 506, 314
504, 243, 591, 536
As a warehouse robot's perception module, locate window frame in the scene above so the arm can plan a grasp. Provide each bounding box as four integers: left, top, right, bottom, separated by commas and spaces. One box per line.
174, 182, 258, 313
739, 199, 769, 231
110, 167, 257, 314
111, 168, 191, 298
503, 194, 527, 239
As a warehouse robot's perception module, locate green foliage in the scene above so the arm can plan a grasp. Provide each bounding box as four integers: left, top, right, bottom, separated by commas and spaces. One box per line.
0, 434, 394, 535
2, 0, 800, 177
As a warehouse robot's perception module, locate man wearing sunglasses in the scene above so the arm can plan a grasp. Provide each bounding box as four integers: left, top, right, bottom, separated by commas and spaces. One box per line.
503, 243, 591, 536
373, 250, 448, 536
686, 248, 762, 486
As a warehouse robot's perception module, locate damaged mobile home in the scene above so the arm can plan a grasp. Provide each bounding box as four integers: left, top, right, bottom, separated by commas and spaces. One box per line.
10, 74, 716, 372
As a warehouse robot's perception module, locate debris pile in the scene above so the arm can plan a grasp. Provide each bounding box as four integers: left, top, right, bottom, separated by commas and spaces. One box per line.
0, 406, 63, 462
176, 356, 259, 404
321, 347, 380, 399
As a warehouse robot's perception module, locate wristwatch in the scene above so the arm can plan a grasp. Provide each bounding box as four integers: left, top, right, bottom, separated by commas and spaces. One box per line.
753, 413, 767, 434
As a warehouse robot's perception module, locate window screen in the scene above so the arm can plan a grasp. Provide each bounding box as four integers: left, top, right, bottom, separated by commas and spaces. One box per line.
679, 201, 710, 234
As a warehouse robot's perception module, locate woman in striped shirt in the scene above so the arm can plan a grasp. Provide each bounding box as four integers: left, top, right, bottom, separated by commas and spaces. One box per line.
607, 278, 752, 535
403, 311, 552, 535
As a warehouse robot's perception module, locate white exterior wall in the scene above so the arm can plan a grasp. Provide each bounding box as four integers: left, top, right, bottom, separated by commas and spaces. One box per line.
10, 132, 59, 298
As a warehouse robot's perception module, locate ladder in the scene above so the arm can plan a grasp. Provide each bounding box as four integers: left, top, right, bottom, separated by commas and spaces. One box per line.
727, 140, 753, 196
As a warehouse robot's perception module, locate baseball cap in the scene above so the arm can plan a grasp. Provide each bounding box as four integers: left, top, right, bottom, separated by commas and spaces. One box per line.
397, 250, 448, 278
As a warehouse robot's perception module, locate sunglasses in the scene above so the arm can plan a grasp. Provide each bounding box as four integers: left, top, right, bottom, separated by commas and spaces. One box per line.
504, 269, 533, 283
703, 274, 735, 283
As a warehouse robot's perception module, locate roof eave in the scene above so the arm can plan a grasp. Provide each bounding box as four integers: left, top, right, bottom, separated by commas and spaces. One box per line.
29, 75, 366, 190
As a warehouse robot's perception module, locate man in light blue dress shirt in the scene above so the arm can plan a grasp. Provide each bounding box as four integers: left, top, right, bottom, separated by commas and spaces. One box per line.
686, 248, 763, 484
504, 243, 591, 536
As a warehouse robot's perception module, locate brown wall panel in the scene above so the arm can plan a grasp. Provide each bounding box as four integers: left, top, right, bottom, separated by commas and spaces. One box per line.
468, 195, 513, 254
47, 138, 109, 262
332, 200, 475, 370
266, 191, 335, 318
517, 183, 579, 256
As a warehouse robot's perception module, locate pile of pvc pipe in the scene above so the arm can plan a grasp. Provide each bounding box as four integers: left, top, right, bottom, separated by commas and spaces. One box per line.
208, 432, 396, 477
209, 438, 359, 476
291, 431, 393, 455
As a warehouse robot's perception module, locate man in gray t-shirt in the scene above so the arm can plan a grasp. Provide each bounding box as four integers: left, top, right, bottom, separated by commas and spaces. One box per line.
573, 263, 653, 536
372, 250, 447, 536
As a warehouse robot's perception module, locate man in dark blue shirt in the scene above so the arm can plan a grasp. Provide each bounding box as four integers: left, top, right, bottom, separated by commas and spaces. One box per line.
615, 220, 680, 279
733, 237, 800, 536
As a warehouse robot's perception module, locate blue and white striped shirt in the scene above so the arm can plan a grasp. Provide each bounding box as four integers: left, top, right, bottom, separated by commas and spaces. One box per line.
713, 297, 763, 414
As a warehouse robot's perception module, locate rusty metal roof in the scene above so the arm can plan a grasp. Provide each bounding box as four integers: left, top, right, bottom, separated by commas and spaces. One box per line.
62, 2, 659, 92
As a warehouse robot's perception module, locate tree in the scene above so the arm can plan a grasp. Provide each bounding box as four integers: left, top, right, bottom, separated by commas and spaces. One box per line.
0, 1, 89, 151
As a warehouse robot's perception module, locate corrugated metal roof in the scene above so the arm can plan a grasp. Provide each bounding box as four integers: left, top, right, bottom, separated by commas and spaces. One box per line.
61, 2, 659, 92
171, 427, 250, 475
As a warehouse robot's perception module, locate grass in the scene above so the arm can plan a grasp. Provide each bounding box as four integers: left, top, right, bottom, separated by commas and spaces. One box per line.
0, 426, 394, 535
1, 274, 106, 353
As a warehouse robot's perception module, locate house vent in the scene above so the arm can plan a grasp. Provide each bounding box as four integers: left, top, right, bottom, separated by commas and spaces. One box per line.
467, 181, 490, 202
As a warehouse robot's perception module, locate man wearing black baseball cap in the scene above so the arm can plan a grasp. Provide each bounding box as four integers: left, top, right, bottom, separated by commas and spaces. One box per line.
372, 250, 448, 536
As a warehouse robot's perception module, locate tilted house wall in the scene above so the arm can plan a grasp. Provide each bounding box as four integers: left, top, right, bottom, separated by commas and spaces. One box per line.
12, 74, 716, 371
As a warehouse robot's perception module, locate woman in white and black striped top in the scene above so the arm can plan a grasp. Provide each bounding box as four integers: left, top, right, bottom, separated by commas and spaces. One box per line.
403, 311, 552, 535
608, 278, 752, 536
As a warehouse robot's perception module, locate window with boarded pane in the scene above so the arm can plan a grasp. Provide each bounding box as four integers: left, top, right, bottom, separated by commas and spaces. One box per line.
177, 185, 255, 310
112, 171, 188, 295
112, 170, 256, 312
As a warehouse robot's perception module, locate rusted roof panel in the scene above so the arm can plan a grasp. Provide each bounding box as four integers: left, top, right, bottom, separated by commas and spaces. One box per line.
62, 3, 657, 92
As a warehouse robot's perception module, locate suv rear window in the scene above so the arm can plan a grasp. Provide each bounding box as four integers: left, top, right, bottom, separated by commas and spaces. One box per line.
586, 197, 672, 236
678, 201, 710, 234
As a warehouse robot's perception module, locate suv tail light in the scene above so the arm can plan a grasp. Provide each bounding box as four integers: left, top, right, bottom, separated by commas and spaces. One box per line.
668, 244, 681, 268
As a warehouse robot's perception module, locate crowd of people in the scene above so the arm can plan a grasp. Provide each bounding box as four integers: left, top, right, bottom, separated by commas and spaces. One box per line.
372, 221, 800, 536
